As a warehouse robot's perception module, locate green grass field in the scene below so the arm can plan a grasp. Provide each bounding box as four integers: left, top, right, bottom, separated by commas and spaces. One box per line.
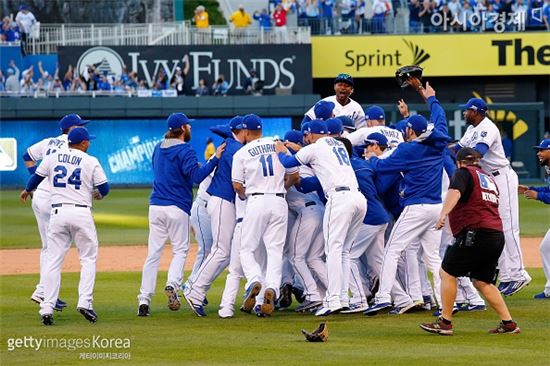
0, 271, 549, 365
0, 188, 548, 249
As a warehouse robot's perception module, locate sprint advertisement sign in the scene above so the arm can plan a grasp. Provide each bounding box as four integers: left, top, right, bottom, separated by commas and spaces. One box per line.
312, 32, 549, 78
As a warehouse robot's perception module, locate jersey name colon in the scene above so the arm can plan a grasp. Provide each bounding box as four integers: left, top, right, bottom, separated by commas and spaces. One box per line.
36, 148, 108, 207
295, 137, 359, 193
27, 135, 68, 192
232, 137, 297, 195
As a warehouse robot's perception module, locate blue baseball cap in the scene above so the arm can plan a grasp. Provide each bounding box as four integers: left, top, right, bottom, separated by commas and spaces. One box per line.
209, 124, 233, 139
460, 98, 488, 115
59, 113, 89, 131
68, 127, 95, 144
314, 100, 335, 120
336, 115, 356, 132
284, 130, 304, 145
364, 132, 388, 146
407, 114, 428, 135
366, 106, 385, 121
229, 115, 244, 130
19, 5, 28, 10
240, 114, 262, 130
167, 113, 192, 130
301, 122, 311, 135
326, 118, 343, 135
334, 73, 354, 87
391, 120, 408, 134
533, 139, 550, 150
308, 119, 328, 135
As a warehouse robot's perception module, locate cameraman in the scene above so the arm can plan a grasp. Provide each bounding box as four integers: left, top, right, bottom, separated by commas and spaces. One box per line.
420, 147, 520, 335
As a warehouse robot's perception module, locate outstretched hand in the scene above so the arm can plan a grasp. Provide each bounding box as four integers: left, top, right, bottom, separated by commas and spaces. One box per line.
215, 142, 226, 158
20, 190, 32, 203
397, 99, 409, 118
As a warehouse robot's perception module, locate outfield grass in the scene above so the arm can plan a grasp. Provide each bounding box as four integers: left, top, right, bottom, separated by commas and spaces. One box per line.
0, 270, 549, 365
0, 188, 548, 249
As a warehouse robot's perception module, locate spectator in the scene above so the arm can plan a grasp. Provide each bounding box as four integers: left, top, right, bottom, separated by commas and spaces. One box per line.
170, 55, 190, 96
485, 3, 499, 30
193, 5, 209, 28
372, 0, 390, 33
70, 76, 88, 92
320, 0, 335, 34
138, 80, 147, 90
447, 0, 463, 21
527, 0, 545, 29
15, 5, 36, 56
438, 3, 454, 31
153, 68, 167, 90
273, 3, 289, 42
1, 16, 18, 42
212, 74, 229, 96
244, 69, 264, 95
127, 71, 139, 90
545, 0, 550, 30
340, 0, 356, 33
355, 0, 366, 33
51, 76, 63, 92
195, 78, 210, 96
6, 61, 20, 93
20, 70, 36, 94
254, 9, 272, 30
204, 137, 215, 160
63, 64, 74, 90
37, 61, 54, 90
97, 74, 112, 91
493, 0, 504, 13
305, 0, 321, 34
230, 5, 252, 28
409, 0, 423, 32
513, 0, 529, 29
461, 1, 476, 30
0, 70, 5, 91
419, 0, 434, 32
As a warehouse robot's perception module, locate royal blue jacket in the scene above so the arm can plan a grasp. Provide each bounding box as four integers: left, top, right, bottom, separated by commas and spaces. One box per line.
207, 137, 243, 202
528, 176, 550, 204
351, 157, 390, 226
150, 139, 218, 214
369, 96, 448, 207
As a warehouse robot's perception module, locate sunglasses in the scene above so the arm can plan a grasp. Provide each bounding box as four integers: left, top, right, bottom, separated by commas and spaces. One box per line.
336, 73, 352, 80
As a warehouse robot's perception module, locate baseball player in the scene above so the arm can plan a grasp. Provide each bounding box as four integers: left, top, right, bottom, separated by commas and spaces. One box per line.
232, 114, 299, 317
519, 139, 550, 299
365, 81, 448, 316
23, 114, 90, 311
20, 127, 109, 325
346, 105, 404, 150
276, 120, 367, 316
454, 98, 531, 296
137, 113, 224, 317
303, 74, 366, 128
182, 116, 246, 317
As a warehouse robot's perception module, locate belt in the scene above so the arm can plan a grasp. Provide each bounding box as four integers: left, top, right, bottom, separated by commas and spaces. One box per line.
492, 165, 510, 177
335, 186, 350, 192
251, 193, 285, 198
236, 218, 243, 223
52, 203, 88, 208
305, 201, 317, 207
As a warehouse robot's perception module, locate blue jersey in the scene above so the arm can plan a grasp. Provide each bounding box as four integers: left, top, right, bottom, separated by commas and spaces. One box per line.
351, 157, 390, 226
529, 175, 550, 204
443, 148, 457, 179
150, 139, 218, 214
207, 137, 243, 202
369, 96, 448, 207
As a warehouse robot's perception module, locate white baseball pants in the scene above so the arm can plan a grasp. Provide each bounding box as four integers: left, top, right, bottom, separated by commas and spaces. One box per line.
541, 229, 550, 296
31, 189, 51, 298
188, 196, 213, 283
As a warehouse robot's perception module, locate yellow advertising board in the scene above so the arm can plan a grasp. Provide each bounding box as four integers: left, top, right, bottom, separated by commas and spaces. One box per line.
311, 33, 549, 78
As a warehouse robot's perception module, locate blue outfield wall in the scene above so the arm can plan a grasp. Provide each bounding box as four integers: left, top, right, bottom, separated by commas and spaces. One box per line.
0, 118, 291, 187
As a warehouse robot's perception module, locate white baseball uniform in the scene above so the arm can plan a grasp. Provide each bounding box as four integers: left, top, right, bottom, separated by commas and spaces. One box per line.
188, 174, 213, 283
305, 96, 366, 128
233, 137, 296, 299
459, 117, 530, 283
36, 148, 108, 315
26, 134, 68, 300
347, 126, 405, 149
294, 137, 367, 310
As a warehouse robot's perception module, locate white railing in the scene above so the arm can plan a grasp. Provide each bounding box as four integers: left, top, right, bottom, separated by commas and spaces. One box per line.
29, 23, 311, 54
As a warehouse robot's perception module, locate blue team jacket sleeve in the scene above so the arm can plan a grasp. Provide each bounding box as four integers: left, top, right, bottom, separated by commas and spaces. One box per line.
297, 176, 322, 194
278, 152, 301, 168
428, 96, 448, 136
474, 142, 489, 157
528, 185, 550, 204
368, 144, 413, 174
25, 174, 45, 191
182, 153, 219, 184
96, 182, 110, 197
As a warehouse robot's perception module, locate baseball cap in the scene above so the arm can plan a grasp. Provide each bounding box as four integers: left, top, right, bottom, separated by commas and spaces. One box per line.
407, 114, 428, 135
307, 120, 328, 135
301, 122, 311, 135
68, 127, 95, 144
366, 105, 385, 121
284, 130, 304, 145
240, 114, 262, 130
19, 5, 28, 10
336, 115, 356, 132
533, 139, 550, 150
334, 73, 354, 87
364, 132, 388, 146
229, 115, 244, 130
326, 118, 343, 135
314, 100, 335, 120
456, 147, 479, 161
7, 68, 14, 74
390, 120, 408, 134
460, 98, 488, 115
167, 113, 192, 130
209, 124, 233, 139
59, 113, 89, 131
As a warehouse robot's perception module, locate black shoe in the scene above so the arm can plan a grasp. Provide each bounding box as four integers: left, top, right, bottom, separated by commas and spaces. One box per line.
292, 286, 306, 304
78, 308, 98, 323
277, 283, 293, 309
137, 304, 150, 317
42, 314, 53, 326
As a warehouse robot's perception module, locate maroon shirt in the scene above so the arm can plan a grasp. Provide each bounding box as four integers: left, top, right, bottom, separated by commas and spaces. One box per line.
448, 165, 503, 236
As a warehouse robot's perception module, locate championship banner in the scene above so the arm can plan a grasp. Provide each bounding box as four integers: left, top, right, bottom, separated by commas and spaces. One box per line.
58, 45, 312, 94
312, 33, 549, 78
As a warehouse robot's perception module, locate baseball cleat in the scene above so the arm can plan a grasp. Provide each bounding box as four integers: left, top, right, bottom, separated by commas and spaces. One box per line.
457, 303, 487, 312
363, 302, 392, 316
261, 288, 276, 316
56, 298, 68, 309
218, 307, 234, 319
533, 292, 550, 299
254, 304, 268, 318
389, 300, 420, 315
242, 281, 262, 313
292, 286, 306, 304
276, 283, 293, 310
137, 304, 150, 317
432, 305, 459, 317
164, 286, 181, 311
182, 292, 207, 317
503, 278, 531, 297
419, 317, 453, 336
78, 308, 98, 323
295, 300, 323, 313
41, 314, 54, 326
340, 303, 369, 314
488, 321, 520, 334
497, 281, 511, 293
30, 295, 66, 311
203, 297, 209, 306
314, 306, 341, 317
